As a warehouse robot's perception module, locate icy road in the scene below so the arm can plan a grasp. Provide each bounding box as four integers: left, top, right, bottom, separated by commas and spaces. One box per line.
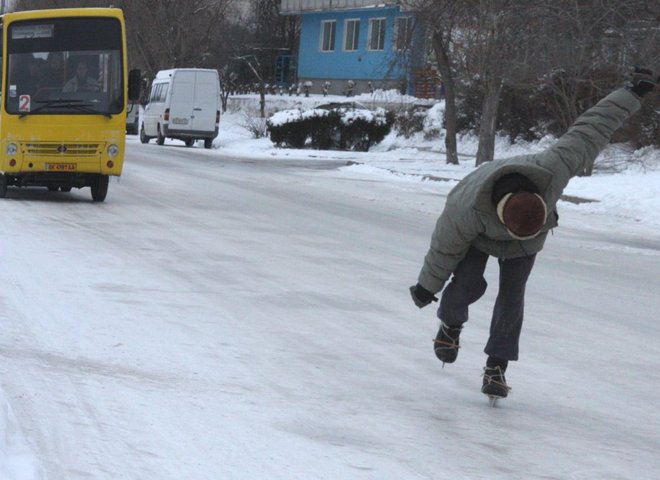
0, 139, 658, 479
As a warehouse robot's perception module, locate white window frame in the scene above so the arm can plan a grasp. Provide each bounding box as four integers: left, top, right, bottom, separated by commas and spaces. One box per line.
367, 17, 386, 51
320, 20, 336, 52
394, 16, 413, 51
343, 18, 360, 52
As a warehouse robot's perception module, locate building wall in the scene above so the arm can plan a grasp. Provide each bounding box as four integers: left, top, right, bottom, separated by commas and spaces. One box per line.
297, 6, 412, 94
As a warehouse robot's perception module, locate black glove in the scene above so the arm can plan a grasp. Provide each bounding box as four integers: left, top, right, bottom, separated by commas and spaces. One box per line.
409, 283, 438, 309
627, 67, 659, 98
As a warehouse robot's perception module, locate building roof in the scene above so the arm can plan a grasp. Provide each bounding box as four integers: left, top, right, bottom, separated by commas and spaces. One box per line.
280, 1, 403, 15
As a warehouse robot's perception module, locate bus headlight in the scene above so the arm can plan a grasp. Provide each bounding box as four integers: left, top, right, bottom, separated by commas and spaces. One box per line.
107, 144, 119, 157
7, 143, 18, 156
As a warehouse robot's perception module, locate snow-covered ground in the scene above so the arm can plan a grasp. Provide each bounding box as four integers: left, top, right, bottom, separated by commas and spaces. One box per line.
0, 91, 658, 479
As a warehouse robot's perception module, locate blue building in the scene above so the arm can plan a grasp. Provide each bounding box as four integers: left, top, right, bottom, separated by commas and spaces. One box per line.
280, 0, 429, 97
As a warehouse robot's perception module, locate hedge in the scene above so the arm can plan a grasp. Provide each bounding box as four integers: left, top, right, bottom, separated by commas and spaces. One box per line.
266, 106, 394, 151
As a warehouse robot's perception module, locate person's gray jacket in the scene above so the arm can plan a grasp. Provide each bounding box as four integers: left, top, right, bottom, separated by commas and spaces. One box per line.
418, 88, 641, 294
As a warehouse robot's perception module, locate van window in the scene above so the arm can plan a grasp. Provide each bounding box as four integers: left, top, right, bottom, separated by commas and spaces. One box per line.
149, 83, 160, 102
157, 84, 168, 102
149, 83, 168, 103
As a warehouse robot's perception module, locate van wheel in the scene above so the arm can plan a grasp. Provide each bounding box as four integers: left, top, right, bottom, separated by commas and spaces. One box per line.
0, 174, 7, 198
185, 139, 195, 147
204, 138, 213, 149
91, 174, 109, 202
140, 125, 151, 144
156, 126, 165, 145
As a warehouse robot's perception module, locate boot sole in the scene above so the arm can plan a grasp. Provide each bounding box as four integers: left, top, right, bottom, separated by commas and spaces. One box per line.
434, 349, 458, 363
481, 385, 509, 398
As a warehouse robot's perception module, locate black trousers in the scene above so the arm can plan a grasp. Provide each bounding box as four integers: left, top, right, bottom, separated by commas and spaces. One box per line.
437, 247, 536, 361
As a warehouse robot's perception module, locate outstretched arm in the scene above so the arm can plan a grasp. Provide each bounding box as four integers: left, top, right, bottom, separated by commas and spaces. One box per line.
536, 68, 658, 196
537, 88, 641, 190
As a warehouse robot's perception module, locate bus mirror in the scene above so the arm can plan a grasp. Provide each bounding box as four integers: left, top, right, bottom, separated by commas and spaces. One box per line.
128, 69, 142, 101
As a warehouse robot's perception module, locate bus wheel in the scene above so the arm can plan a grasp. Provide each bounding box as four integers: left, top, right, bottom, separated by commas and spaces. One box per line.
185, 139, 195, 147
156, 126, 165, 145
91, 175, 109, 202
47, 184, 58, 192
140, 125, 150, 144
204, 138, 213, 149
0, 174, 7, 198
60, 186, 72, 193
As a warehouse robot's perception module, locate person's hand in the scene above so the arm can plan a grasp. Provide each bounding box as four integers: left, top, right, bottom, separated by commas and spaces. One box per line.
409, 283, 438, 309
627, 67, 659, 98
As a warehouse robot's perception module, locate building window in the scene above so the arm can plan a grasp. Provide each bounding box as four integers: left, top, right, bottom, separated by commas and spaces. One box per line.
321, 20, 336, 52
395, 16, 413, 51
344, 19, 360, 51
368, 18, 386, 51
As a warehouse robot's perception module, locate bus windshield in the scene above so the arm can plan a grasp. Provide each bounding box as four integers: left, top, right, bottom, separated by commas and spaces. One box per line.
5, 17, 123, 116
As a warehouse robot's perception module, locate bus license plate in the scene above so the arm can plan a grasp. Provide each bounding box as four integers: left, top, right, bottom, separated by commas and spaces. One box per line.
46, 163, 76, 171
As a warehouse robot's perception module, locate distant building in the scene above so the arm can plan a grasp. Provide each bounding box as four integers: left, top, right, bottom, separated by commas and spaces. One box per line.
281, 0, 433, 97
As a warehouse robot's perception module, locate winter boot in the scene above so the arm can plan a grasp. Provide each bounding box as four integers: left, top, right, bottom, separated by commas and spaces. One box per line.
433, 322, 462, 364
481, 365, 510, 398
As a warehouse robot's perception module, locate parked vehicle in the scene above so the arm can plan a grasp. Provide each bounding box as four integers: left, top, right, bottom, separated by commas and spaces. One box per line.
126, 100, 139, 135
315, 101, 368, 111
140, 68, 220, 148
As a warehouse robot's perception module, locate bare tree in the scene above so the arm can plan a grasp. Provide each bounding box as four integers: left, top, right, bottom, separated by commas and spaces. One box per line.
12, 0, 236, 78
460, 1, 552, 165
428, 1, 466, 166
121, 0, 234, 78
407, 0, 658, 167
405, 0, 469, 165
527, 0, 660, 173
534, 0, 660, 127
234, 54, 269, 118
226, 1, 300, 117
406, 0, 538, 165
218, 65, 238, 112
240, 0, 299, 87
251, 0, 299, 56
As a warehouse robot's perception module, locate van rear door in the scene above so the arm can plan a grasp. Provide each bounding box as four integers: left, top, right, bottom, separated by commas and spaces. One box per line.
191, 71, 219, 133
168, 71, 195, 132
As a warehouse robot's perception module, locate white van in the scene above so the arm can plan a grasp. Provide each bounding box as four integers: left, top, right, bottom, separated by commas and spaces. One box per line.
140, 68, 220, 148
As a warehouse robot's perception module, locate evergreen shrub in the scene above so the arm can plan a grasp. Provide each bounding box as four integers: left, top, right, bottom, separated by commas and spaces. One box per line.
266, 105, 393, 151
393, 107, 428, 139
340, 109, 395, 151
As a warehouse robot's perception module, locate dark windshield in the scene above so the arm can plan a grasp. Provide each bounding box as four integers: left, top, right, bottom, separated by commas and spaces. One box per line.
5, 17, 123, 116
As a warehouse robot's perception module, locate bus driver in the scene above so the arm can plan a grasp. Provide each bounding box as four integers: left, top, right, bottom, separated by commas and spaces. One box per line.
63, 61, 99, 92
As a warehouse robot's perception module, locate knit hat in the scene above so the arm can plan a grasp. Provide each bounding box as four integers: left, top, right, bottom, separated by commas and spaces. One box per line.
492, 173, 547, 240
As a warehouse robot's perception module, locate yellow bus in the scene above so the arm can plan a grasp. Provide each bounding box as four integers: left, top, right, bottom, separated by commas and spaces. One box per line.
0, 8, 141, 201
